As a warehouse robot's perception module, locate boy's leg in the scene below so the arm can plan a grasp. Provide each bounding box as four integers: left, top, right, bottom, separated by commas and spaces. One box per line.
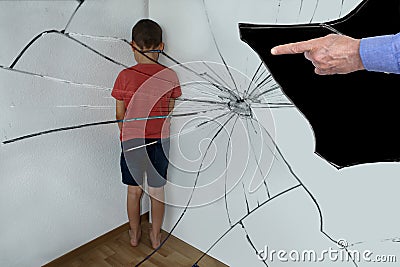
148, 186, 165, 249
122, 139, 146, 246
146, 138, 169, 249
127, 185, 143, 246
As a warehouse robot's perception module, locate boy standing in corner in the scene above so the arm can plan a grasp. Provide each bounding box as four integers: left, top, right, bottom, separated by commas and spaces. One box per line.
111, 19, 181, 249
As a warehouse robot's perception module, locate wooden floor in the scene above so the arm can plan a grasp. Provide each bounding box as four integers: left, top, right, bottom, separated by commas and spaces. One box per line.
43, 213, 228, 267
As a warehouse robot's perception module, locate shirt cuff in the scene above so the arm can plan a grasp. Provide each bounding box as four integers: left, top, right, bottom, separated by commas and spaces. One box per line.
360, 34, 400, 74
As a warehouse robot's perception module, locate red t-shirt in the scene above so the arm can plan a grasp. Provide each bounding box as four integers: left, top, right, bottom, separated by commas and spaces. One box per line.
111, 64, 182, 141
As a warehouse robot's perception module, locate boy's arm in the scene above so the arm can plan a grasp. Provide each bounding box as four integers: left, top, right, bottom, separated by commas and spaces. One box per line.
168, 98, 175, 114
168, 72, 182, 120
116, 100, 126, 131
168, 98, 176, 122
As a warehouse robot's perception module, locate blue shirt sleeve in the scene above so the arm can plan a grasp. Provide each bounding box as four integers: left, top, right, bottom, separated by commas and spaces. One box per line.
359, 33, 400, 74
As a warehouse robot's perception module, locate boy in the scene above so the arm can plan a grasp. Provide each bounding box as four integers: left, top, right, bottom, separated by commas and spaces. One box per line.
111, 19, 181, 249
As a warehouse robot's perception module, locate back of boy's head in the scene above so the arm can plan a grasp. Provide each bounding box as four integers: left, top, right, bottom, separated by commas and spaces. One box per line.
132, 19, 162, 49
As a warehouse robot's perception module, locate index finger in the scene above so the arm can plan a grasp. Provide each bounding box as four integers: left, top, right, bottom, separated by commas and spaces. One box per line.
271, 39, 314, 55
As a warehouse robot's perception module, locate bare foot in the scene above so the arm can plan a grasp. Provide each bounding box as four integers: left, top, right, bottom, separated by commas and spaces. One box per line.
149, 229, 161, 249
128, 228, 142, 247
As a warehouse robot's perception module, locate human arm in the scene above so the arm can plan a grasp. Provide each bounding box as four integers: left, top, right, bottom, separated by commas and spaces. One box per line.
116, 100, 126, 131
168, 98, 175, 114
167, 98, 175, 123
168, 73, 181, 121
271, 34, 364, 75
111, 71, 126, 131
359, 33, 400, 74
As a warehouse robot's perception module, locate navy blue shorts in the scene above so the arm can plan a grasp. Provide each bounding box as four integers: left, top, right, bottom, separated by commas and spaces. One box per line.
120, 138, 170, 188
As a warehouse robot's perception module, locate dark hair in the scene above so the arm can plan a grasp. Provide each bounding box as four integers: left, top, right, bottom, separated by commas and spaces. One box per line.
131, 19, 162, 49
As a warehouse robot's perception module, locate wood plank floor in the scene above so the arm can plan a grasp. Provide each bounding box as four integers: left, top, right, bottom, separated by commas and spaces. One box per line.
43, 213, 228, 267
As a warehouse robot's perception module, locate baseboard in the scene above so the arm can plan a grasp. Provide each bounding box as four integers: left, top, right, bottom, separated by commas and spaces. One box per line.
42, 212, 149, 267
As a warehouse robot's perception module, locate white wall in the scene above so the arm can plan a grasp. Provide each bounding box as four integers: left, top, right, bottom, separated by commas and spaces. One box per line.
0, 1, 149, 266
